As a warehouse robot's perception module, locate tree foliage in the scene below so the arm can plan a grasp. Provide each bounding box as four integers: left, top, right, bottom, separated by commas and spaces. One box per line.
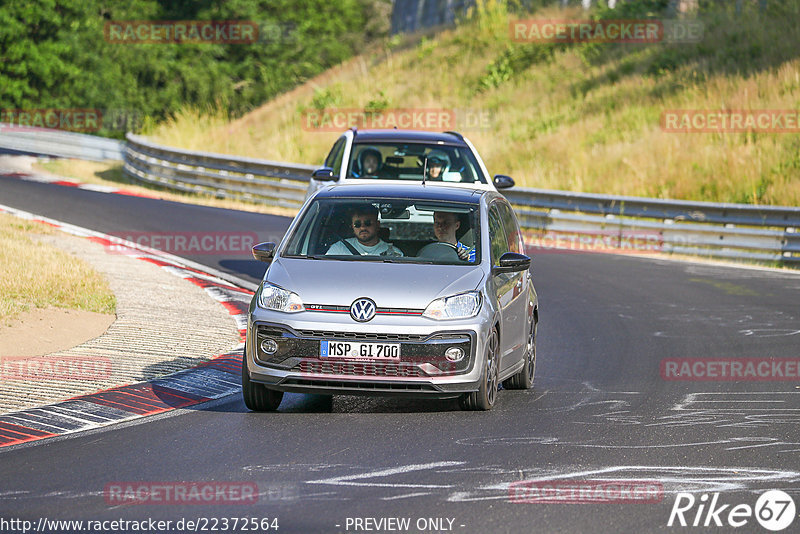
0, 0, 387, 136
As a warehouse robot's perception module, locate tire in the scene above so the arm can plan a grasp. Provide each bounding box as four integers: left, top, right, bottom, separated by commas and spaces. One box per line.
314, 394, 334, 413
241, 345, 283, 411
503, 319, 536, 390
460, 328, 499, 411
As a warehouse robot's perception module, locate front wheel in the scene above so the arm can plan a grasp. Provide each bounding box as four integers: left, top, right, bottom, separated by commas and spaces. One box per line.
503, 319, 536, 390
241, 346, 283, 411
460, 328, 499, 411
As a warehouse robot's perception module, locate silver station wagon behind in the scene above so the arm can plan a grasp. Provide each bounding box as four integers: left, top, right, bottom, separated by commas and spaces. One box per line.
243, 184, 538, 411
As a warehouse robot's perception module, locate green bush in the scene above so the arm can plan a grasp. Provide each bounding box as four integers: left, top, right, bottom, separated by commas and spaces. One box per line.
478, 43, 555, 91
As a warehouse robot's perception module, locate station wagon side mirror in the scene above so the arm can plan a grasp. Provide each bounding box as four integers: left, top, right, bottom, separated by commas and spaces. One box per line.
493, 174, 515, 189
492, 252, 531, 274
252, 242, 277, 263
311, 167, 337, 181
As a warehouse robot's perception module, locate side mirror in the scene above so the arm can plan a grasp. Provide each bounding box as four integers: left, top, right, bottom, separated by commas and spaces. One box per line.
493, 252, 531, 274
311, 167, 337, 181
493, 174, 515, 189
252, 242, 277, 263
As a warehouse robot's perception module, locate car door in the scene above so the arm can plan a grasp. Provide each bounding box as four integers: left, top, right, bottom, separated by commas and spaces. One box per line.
495, 200, 528, 369
488, 203, 518, 369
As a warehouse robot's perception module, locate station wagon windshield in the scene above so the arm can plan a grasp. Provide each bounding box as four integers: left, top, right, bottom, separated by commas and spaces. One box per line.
345, 142, 487, 185
283, 197, 481, 265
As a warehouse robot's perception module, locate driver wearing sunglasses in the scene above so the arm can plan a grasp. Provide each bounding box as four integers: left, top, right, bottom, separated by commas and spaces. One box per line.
326, 207, 404, 257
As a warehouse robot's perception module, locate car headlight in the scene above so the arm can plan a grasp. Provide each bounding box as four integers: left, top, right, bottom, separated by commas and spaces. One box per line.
422, 291, 482, 320
258, 283, 305, 313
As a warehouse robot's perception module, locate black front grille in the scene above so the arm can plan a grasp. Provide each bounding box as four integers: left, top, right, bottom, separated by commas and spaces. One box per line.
295, 330, 427, 342
296, 360, 424, 377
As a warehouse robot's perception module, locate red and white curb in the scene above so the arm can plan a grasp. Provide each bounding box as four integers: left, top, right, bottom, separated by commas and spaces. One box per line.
0, 203, 256, 449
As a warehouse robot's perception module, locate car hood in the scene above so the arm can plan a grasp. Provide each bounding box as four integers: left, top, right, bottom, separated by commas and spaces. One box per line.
266, 257, 485, 309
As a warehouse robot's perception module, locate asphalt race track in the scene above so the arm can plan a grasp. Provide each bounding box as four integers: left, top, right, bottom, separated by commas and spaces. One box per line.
1, 176, 799, 533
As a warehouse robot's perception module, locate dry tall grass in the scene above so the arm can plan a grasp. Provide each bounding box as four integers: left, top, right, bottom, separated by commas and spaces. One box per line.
0, 214, 116, 323
149, 1, 800, 206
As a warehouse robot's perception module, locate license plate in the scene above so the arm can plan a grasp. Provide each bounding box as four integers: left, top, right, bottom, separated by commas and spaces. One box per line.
320, 341, 401, 361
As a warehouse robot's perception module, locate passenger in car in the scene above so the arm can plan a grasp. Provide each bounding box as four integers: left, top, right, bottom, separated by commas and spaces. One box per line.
426, 150, 450, 181
326, 207, 404, 257
355, 147, 382, 178
432, 211, 476, 262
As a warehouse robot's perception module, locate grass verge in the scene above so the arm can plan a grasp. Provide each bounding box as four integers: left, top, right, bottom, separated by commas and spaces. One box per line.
0, 213, 116, 324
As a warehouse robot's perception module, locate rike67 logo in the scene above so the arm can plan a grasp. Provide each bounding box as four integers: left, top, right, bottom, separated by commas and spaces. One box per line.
668, 490, 796, 531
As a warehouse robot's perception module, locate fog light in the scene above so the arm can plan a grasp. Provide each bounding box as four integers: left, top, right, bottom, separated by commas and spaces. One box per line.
260, 338, 278, 355
445, 347, 464, 362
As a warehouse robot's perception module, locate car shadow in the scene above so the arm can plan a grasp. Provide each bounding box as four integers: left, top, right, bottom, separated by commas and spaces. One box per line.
321, 395, 462, 413
141, 354, 468, 414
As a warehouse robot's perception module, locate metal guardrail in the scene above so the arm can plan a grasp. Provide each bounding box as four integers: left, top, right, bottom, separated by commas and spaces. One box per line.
514, 204, 799, 264
505, 188, 800, 265
123, 134, 315, 209
3, 127, 796, 266
0, 124, 124, 161
122, 134, 800, 266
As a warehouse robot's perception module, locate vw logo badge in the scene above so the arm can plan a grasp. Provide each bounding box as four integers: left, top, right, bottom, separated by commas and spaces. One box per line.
350, 298, 376, 322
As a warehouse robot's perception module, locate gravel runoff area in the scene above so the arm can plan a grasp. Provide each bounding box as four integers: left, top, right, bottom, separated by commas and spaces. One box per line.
0, 221, 242, 414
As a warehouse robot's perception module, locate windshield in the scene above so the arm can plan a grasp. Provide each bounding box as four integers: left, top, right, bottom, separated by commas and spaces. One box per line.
345, 142, 487, 185
283, 197, 481, 265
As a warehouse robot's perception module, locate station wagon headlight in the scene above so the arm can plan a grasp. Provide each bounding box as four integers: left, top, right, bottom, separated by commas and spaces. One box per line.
423, 291, 481, 320
258, 283, 305, 313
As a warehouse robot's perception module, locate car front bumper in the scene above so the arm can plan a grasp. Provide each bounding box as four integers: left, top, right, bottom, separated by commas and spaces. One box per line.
245, 307, 492, 399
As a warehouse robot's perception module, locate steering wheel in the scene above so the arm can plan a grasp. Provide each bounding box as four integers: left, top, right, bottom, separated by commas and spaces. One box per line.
417, 242, 460, 261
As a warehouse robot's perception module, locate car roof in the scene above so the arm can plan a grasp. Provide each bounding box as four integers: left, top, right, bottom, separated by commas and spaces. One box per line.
315, 183, 491, 204
350, 129, 467, 146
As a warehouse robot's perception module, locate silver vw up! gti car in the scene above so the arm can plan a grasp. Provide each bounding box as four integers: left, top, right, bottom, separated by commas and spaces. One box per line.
243, 184, 538, 411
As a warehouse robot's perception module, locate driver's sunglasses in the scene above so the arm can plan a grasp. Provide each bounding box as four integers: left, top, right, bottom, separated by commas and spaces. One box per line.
352, 219, 374, 228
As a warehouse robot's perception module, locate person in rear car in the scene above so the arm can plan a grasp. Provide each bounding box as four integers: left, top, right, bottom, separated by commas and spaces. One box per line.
357, 147, 382, 177
425, 150, 450, 181
327, 207, 404, 257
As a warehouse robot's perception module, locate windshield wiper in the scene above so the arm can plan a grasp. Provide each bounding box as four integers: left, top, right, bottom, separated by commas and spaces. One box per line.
290, 254, 352, 260
314, 254, 376, 261
381, 257, 433, 264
